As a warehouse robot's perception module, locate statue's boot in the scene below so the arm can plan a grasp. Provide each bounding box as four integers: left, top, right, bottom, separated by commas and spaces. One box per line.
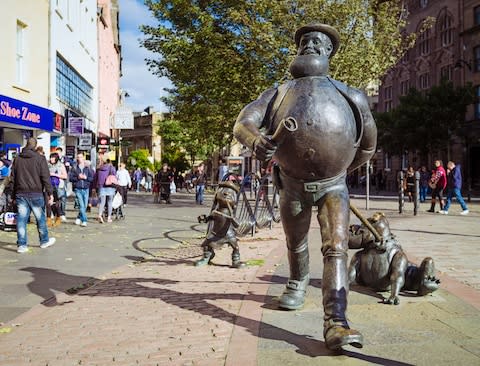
279, 248, 309, 310
195, 248, 215, 266
323, 253, 363, 350
231, 250, 245, 268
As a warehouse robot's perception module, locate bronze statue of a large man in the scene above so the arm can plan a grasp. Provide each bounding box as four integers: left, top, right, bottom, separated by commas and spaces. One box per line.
233, 23, 377, 350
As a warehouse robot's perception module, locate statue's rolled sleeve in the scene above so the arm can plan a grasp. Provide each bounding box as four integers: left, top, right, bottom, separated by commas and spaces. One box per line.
233, 88, 277, 150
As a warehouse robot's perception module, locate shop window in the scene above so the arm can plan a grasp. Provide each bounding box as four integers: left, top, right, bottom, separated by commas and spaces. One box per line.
56, 54, 92, 117
16, 21, 26, 85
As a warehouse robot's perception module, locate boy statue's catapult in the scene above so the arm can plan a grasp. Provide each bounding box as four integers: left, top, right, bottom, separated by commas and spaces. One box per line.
195, 180, 245, 268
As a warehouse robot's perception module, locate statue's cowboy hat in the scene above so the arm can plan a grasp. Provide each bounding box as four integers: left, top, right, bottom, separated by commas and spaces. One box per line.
219, 181, 240, 193
294, 23, 340, 57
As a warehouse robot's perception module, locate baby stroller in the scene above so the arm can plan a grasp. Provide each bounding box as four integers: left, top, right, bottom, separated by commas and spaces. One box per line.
0, 198, 17, 232
103, 188, 125, 220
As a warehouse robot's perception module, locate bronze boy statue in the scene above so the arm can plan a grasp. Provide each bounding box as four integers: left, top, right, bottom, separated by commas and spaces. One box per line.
234, 23, 377, 350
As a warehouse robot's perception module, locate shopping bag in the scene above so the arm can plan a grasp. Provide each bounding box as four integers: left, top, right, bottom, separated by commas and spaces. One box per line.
112, 192, 123, 209
170, 181, 176, 194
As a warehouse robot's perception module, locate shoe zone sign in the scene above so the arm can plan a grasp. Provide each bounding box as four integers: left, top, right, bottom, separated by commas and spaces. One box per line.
0, 94, 55, 131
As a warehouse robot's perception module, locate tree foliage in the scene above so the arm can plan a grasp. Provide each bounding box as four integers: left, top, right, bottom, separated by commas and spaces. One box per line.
126, 149, 153, 170
141, 0, 421, 151
375, 79, 475, 157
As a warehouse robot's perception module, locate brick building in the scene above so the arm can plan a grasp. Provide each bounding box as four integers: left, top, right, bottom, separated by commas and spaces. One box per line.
376, 0, 480, 193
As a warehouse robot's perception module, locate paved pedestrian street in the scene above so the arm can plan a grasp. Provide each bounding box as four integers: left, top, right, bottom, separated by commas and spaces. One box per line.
0, 192, 478, 365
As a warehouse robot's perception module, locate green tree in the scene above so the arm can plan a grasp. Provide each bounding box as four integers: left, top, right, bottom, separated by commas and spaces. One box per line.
376, 79, 474, 159
126, 149, 153, 170
141, 0, 423, 150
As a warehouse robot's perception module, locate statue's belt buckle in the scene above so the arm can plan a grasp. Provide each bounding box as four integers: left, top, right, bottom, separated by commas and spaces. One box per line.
304, 182, 320, 193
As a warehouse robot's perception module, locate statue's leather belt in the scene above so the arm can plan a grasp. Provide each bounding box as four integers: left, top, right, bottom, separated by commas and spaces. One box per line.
280, 170, 346, 193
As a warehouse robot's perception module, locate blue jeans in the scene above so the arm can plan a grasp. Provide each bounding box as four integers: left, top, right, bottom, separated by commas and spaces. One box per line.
419, 186, 428, 202
196, 184, 205, 204
75, 188, 89, 223
443, 188, 468, 211
57, 186, 66, 216
16, 195, 49, 247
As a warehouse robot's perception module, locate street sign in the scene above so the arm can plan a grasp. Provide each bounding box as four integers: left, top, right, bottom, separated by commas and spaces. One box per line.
68, 117, 84, 136
113, 105, 134, 129
78, 133, 92, 149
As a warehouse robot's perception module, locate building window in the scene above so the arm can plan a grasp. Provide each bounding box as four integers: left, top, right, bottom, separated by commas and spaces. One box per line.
400, 80, 409, 95
419, 73, 430, 89
419, 29, 430, 55
439, 14, 453, 46
475, 86, 480, 120
384, 86, 392, 100
420, 0, 428, 8
56, 54, 92, 117
474, 46, 480, 73
474, 6, 480, 26
384, 100, 392, 112
440, 65, 453, 81
16, 21, 26, 85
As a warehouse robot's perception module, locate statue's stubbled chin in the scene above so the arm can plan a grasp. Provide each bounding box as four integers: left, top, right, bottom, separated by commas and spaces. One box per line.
289, 54, 329, 78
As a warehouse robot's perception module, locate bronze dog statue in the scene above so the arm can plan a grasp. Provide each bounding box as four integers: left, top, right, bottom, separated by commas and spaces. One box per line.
348, 212, 440, 305
195, 181, 245, 268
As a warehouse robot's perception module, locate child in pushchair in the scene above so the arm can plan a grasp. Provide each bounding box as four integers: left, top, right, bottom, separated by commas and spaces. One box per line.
0, 178, 16, 232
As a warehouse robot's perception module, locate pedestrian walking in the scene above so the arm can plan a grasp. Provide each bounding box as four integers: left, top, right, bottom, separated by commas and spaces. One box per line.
427, 160, 447, 213
94, 158, 117, 223
116, 162, 132, 206
439, 161, 469, 215
55, 147, 69, 222
47, 152, 68, 227
69, 153, 94, 226
218, 158, 229, 183
419, 166, 429, 203
134, 167, 143, 192
155, 163, 173, 204
145, 168, 153, 192
10, 138, 56, 253
194, 163, 207, 205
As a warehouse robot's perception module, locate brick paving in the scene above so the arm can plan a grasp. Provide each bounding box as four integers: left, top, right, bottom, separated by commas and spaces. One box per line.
0, 193, 478, 365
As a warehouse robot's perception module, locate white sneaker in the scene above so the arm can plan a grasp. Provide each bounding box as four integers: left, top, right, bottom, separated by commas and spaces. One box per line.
61, 215, 67, 222
439, 210, 448, 215
81, 222, 87, 227
17, 246, 29, 253
40, 237, 56, 249
460, 210, 469, 215
75, 218, 81, 225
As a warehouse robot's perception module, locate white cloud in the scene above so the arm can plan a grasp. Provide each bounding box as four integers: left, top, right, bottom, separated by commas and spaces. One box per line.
119, 0, 171, 113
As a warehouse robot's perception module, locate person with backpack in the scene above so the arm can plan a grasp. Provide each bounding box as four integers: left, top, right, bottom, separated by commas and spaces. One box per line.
69, 153, 94, 226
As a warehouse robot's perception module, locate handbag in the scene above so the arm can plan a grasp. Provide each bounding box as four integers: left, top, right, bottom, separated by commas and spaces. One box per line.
170, 181, 176, 194
428, 181, 436, 189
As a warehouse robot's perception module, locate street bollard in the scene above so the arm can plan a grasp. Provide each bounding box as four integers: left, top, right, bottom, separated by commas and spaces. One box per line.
414, 171, 420, 216
398, 171, 404, 214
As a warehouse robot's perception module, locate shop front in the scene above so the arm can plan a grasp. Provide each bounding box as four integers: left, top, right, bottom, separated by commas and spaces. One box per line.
0, 94, 60, 158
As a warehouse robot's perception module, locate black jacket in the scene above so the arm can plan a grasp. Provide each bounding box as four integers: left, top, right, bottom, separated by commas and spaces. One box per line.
11, 147, 53, 196
69, 164, 94, 190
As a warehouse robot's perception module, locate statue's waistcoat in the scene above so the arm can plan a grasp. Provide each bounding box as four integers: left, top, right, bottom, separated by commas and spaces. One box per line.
271, 76, 358, 181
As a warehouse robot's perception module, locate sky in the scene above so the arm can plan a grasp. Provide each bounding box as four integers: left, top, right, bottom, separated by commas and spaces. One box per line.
118, 0, 171, 113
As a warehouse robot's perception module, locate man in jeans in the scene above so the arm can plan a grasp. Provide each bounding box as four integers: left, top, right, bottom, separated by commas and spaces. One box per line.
439, 161, 469, 215
55, 147, 69, 222
11, 138, 56, 253
195, 163, 206, 205
69, 153, 94, 226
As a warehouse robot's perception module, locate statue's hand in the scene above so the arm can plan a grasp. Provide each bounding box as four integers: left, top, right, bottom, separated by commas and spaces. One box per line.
252, 135, 277, 161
